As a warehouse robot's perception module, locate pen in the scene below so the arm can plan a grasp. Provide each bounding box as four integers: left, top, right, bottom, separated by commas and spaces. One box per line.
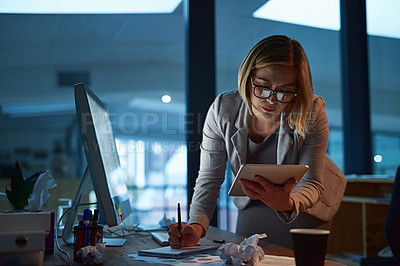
83, 208, 91, 246
90, 209, 99, 245
177, 202, 182, 243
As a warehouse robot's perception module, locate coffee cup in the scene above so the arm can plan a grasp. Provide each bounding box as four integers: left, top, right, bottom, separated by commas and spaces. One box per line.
290, 228, 330, 266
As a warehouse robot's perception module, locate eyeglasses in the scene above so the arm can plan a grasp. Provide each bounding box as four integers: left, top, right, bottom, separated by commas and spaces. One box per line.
250, 77, 297, 103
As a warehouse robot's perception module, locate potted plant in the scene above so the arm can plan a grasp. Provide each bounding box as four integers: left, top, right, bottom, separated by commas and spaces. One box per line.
4, 161, 43, 211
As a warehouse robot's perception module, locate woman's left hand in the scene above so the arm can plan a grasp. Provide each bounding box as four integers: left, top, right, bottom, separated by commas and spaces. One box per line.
239, 176, 298, 211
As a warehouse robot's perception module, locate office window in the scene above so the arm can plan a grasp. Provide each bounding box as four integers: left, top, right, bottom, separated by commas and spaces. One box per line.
327, 127, 344, 171
217, 163, 238, 232
0, 11, 186, 222
372, 133, 400, 175
368, 35, 400, 176
214, 0, 399, 230
215, 1, 341, 232
115, 138, 187, 225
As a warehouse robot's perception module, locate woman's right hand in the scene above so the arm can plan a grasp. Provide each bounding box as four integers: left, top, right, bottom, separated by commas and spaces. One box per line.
168, 223, 203, 249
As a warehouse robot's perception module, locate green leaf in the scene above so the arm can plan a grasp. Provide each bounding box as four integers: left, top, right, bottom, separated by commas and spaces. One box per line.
6, 187, 26, 210
5, 161, 42, 210
10, 161, 24, 192
5, 188, 16, 206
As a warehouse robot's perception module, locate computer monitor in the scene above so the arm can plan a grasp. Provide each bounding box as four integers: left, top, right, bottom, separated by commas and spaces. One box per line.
62, 82, 132, 244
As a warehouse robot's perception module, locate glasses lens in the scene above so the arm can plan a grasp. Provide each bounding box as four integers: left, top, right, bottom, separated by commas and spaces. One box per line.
259, 88, 272, 98
276, 92, 284, 101
278, 92, 296, 103
254, 85, 295, 103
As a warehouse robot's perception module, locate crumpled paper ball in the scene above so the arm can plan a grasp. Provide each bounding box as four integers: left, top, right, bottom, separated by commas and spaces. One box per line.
218, 242, 241, 264
242, 244, 265, 265
76, 243, 106, 264
217, 233, 267, 265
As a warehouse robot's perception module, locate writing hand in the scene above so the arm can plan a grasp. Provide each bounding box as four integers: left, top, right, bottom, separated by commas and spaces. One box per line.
239, 176, 297, 211
168, 223, 203, 249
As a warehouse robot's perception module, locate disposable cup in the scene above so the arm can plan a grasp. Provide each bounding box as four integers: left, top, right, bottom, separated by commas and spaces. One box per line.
290, 228, 330, 266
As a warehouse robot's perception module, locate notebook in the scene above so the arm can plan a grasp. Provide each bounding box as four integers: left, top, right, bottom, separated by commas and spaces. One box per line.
137, 245, 218, 258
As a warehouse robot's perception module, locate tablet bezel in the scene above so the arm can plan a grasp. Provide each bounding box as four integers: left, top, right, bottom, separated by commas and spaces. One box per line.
228, 164, 309, 196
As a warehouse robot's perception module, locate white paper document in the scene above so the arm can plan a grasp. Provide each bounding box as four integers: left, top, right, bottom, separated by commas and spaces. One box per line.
137, 245, 218, 258
128, 253, 296, 265
128, 252, 223, 265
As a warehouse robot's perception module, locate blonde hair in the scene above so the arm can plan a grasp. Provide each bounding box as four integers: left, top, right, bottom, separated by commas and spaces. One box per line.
238, 35, 313, 138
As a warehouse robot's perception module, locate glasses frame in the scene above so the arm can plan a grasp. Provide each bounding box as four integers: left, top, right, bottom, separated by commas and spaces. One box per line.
250, 77, 297, 103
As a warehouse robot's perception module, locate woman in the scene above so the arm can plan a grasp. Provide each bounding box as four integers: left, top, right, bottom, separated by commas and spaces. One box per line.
169, 35, 346, 249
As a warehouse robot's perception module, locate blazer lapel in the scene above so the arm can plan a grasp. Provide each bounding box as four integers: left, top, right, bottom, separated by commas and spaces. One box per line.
231, 127, 248, 168
230, 102, 249, 172
277, 113, 294, 165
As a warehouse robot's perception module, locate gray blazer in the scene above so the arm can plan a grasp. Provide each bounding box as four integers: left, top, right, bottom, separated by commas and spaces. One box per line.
188, 90, 346, 233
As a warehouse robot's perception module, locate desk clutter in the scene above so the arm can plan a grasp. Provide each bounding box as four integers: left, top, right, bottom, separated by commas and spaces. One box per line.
0, 163, 58, 265
134, 233, 268, 265
72, 208, 105, 263
0, 211, 55, 266
130, 232, 299, 266
34, 223, 347, 265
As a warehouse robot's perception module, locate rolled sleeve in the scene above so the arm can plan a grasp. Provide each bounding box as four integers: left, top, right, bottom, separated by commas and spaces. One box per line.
289, 97, 329, 218
188, 99, 227, 234
276, 196, 299, 223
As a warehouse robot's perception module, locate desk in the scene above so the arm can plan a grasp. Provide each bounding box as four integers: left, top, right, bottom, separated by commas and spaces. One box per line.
45, 226, 344, 265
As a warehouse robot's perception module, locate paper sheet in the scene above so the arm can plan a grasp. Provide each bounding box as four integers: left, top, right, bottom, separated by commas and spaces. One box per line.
137, 245, 218, 258
260, 255, 295, 265
127, 253, 296, 266
127, 253, 223, 265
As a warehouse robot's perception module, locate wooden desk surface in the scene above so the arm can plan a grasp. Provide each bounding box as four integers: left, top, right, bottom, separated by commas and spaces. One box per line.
46, 226, 344, 265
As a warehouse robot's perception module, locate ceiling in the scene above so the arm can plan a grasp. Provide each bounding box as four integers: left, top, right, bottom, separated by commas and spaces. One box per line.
0, 0, 399, 134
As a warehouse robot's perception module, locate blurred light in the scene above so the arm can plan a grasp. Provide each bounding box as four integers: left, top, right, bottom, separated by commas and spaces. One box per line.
253, 0, 400, 39
128, 97, 184, 113
0, 0, 182, 14
152, 142, 162, 155
1, 101, 75, 117
253, 0, 340, 31
161, 95, 172, 103
367, 0, 400, 39
136, 140, 146, 188
374, 155, 383, 163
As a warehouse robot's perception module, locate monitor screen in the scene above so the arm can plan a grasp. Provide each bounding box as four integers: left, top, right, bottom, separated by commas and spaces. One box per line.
74, 82, 132, 226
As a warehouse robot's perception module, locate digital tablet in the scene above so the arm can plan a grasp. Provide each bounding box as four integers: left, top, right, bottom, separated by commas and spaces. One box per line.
228, 164, 309, 196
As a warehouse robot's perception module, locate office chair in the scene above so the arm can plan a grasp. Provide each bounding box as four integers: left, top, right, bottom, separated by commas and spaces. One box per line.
360, 165, 400, 266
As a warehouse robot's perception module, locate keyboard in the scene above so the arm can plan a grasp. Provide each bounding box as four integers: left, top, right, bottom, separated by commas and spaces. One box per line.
150, 231, 170, 246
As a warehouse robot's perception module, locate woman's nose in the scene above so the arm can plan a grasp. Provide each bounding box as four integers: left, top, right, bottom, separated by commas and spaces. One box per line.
265, 93, 278, 103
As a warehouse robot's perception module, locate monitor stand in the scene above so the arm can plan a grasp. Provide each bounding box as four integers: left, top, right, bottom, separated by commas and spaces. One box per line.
62, 166, 90, 244
102, 238, 126, 246
62, 166, 126, 246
